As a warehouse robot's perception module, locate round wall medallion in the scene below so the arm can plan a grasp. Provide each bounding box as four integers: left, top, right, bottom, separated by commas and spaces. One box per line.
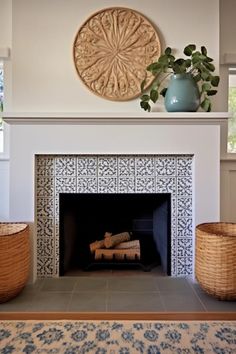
73, 7, 161, 101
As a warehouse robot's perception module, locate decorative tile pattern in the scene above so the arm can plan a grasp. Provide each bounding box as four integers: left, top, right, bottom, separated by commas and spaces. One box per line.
55, 157, 76, 176
177, 198, 192, 217
77, 157, 97, 176
98, 177, 117, 193
77, 177, 97, 193
98, 157, 117, 176
118, 178, 135, 193
136, 177, 155, 193
36, 156, 54, 176
36, 154, 193, 277
177, 156, 193, 176
136, 157, 154, 176
55, 177, 76, 194
118, 157, 135, 176
156, 177, 176, 195
155, 157, 176, 176
177, 177, 192, 196
36, 177, 54, 197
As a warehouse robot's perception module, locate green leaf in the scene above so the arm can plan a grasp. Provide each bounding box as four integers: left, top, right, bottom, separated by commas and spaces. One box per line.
206, 56, 213, 62
193, 73, 201, 82
200, 69, 210, 81
141, 94, 150, 102
211, 75, 220, 87
201, 97, 211, 112
201, 46, 207, 56
158, 54, 169, 63
185, 59, 191, 68
140, 101, 151, 112
204, 62, 215, 72
206, 89, 218, 96
140, 79, 146, 92
150, 89, 159, 103
160, 87, 167, 97
202, 83, 211, 92
184, 44, 196, 56
146, 62, 159, 72
165, 47, 171, 55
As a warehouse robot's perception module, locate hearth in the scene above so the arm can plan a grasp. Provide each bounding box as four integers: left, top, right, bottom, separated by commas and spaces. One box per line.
59, 193, 171, 275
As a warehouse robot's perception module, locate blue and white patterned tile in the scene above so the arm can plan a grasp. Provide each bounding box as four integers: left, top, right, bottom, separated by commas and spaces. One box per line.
77, 156, 97, 176
136, 177, 155, 193
37, 238, 55, 257
177, 218, 193, 238
177, 257, 193, 275
37, 257, 54, 277
171, 196, 177, 217
98, 157, 117, 177
118, 157, 135, 176
177, 238, 193, 258
177, 156, 193, 176
55, 156, 76, 176
37, 198, 54, 218
36, 177, 54, 197
177, 177, 192, 196
118, 178, 135, 193
36, 156, 54, 176
171, 218, 177, 240
55, 177, 76, 194
171, 236, 177, 261
177, 197, 192, 217
37, 218, 54, 238
35, 154, 194, 277
136, 157, 154, 176
54, 198, 59, 221
98, 177, 117, 193
171, 254, 177, 276
77, 178, 98, 193
155, 157, 176, 176
156, 177, 176, 195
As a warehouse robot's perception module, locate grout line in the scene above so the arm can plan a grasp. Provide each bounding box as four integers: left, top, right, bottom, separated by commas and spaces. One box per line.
187, 280, 208, 312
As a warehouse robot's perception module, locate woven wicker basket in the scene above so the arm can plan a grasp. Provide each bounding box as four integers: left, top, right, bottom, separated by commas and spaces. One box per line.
0, 223, 30, 303
195, 222, 236, 300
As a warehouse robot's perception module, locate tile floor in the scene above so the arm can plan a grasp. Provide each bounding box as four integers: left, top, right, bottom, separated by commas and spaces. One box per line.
0, 267, 236, 312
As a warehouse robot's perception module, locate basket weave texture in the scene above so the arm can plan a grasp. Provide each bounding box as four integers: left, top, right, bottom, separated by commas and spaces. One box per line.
195, 222, 236, 300
0, 223, 30, 303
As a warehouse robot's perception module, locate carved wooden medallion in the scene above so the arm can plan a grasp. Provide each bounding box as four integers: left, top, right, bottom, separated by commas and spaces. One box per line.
73, 7, 161, 101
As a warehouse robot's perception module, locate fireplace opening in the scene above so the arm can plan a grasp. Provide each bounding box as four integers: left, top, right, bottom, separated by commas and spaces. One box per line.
59, 193, 171, 276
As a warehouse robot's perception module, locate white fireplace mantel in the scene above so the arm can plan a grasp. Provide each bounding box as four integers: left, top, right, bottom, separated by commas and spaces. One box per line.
3, 111, 228, 280
3, 111, 229, 124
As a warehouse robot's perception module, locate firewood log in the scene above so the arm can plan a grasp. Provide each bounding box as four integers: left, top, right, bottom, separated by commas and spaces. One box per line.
114, 240, 140, 249
94, 248, 140, 261
89, 240, 105, 254
104, 232, 112, 238
104, 231, 130, 248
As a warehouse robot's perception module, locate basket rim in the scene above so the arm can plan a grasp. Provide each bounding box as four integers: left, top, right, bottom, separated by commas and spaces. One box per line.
196, 222, 236, 237
0, 223, 29, 236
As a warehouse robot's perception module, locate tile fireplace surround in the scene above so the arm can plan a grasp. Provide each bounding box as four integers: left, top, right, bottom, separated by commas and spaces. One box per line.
3, 112, 227, 282
36, 154, 193, 277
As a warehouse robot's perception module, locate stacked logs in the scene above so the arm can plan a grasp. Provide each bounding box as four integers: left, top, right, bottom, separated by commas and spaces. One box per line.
89, 231, 140, 261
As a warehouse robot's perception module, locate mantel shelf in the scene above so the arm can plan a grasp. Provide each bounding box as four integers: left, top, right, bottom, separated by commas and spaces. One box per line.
3, 111, 229, 125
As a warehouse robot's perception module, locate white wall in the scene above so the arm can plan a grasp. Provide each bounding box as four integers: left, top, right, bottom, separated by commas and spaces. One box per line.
7, 0, 220, 112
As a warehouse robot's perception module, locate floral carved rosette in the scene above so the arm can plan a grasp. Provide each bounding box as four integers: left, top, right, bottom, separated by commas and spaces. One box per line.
73, 7, 161, 101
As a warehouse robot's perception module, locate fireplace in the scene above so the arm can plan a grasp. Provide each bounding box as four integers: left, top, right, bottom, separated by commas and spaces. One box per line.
59, 193, 171, 275
36, 154, 193, 277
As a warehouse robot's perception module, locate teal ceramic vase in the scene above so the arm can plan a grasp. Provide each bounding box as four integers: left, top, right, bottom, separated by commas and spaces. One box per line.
164, 73, 200, 112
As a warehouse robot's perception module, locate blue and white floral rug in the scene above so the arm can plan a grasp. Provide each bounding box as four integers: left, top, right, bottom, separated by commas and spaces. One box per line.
0, 320, 236, 353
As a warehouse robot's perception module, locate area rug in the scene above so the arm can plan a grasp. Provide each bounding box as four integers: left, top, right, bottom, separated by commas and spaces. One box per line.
0, 320, 236, 353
